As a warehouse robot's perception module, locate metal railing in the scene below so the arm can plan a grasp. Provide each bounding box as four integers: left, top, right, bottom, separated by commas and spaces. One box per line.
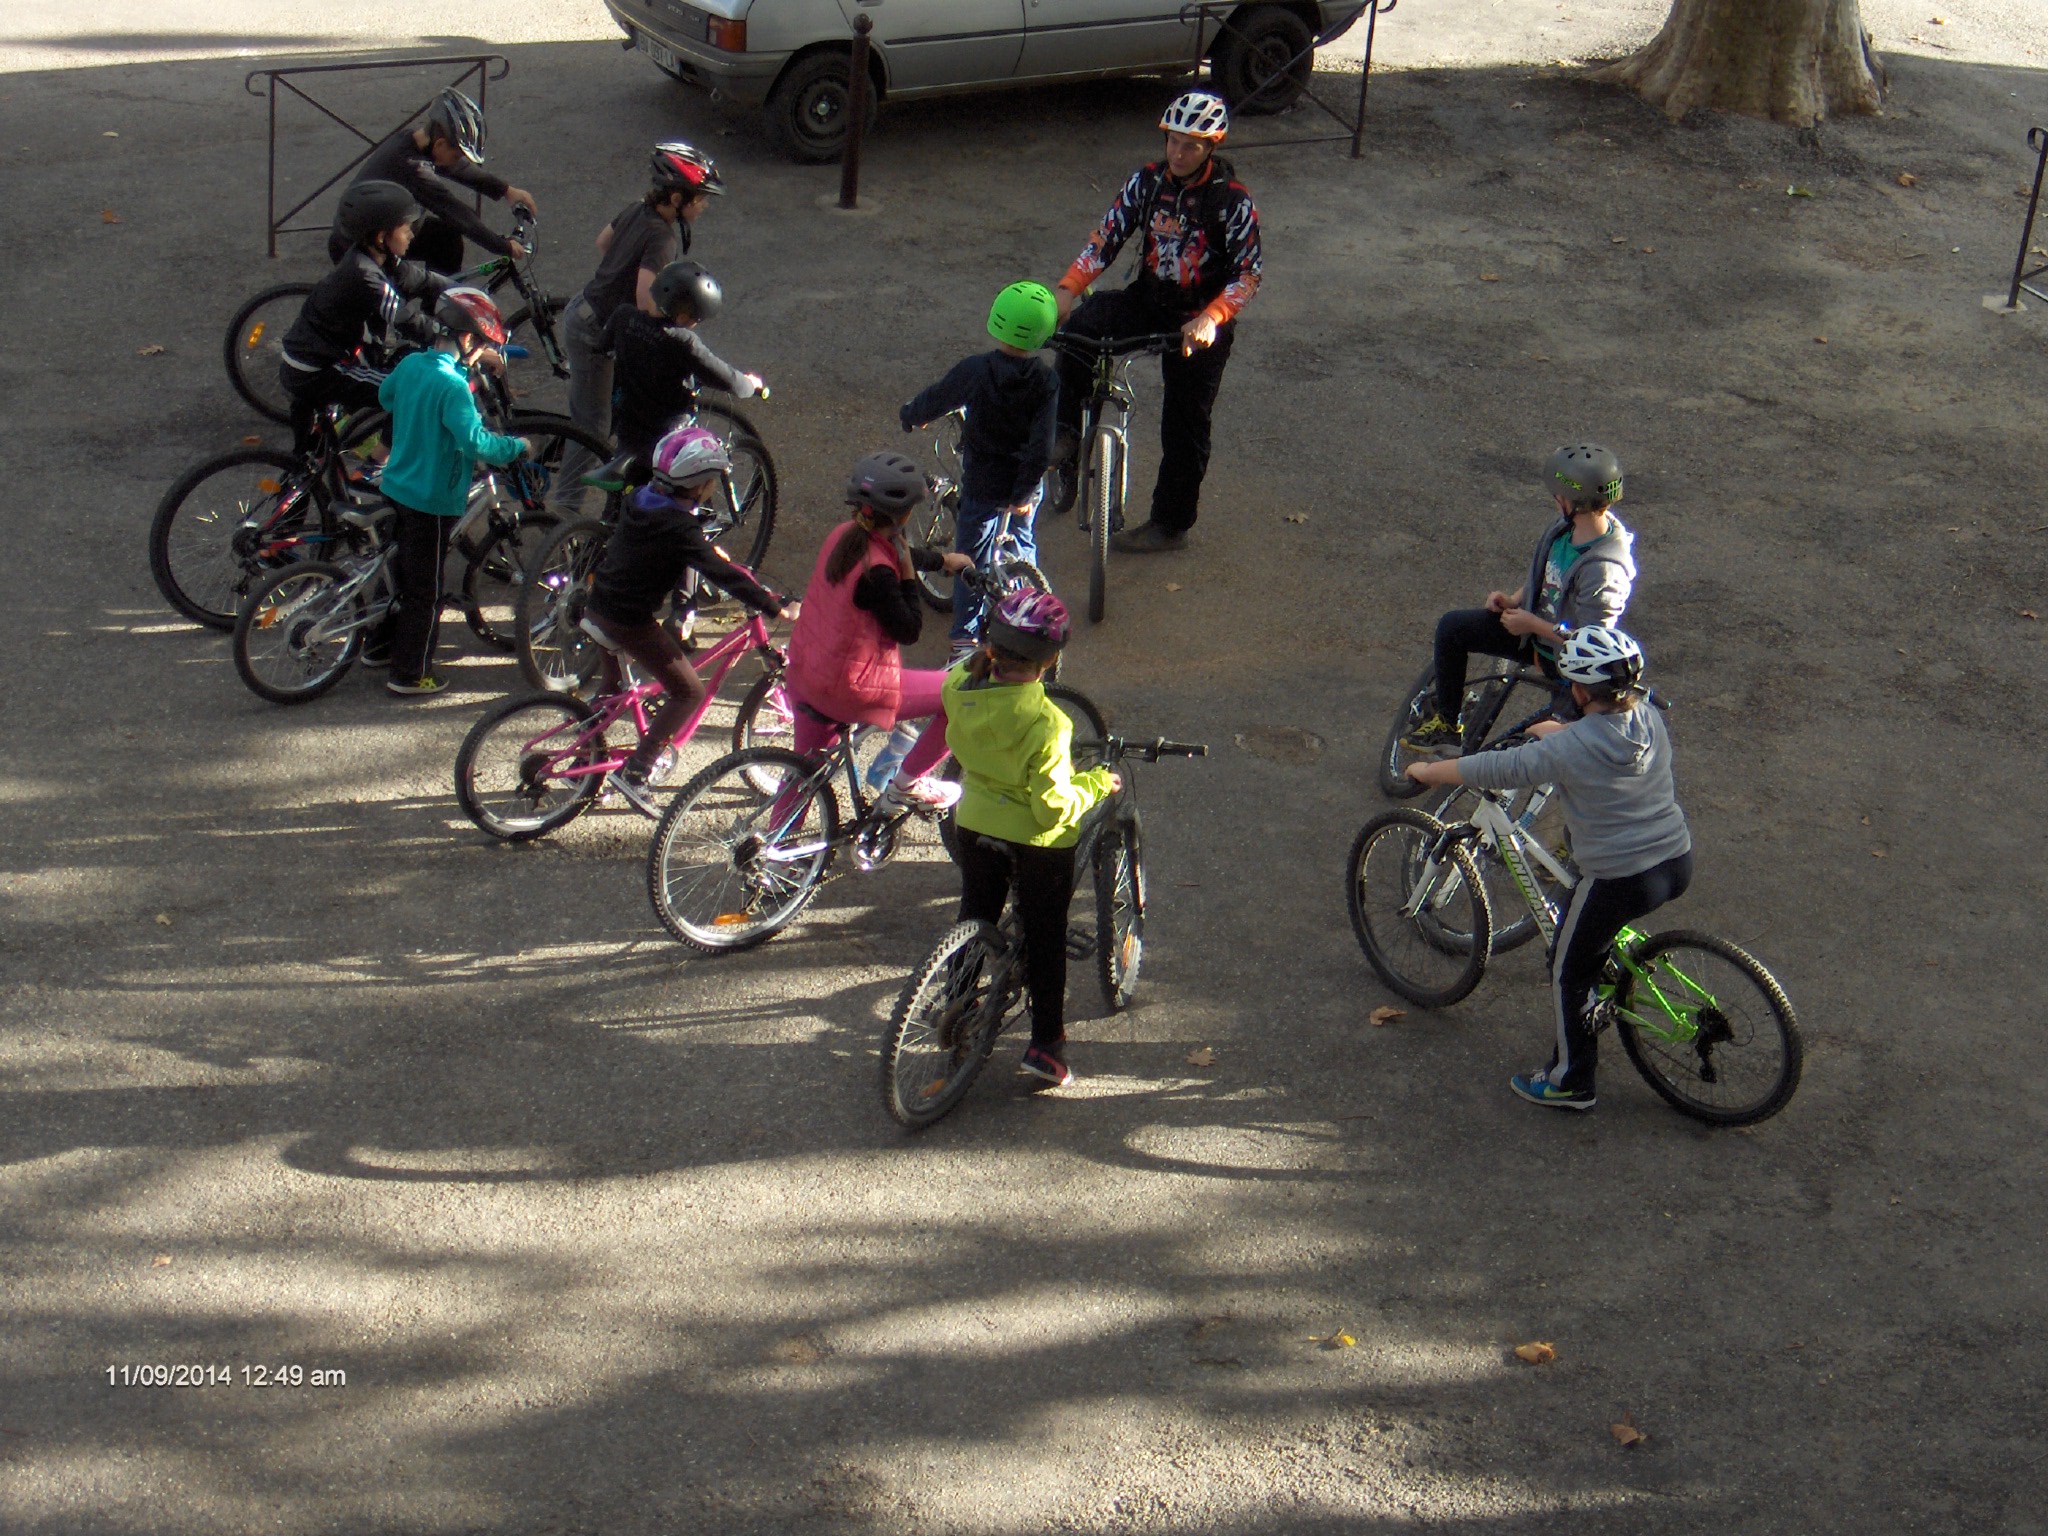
2007, 126, 2048, 309
1179, 1, 1395, 158
245, 53, 511, 257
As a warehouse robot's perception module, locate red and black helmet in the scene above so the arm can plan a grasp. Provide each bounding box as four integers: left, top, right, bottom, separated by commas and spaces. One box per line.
651, 141, 726, 197
435, 286, 508, 347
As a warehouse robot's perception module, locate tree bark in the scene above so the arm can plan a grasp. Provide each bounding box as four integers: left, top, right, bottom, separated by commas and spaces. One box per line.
1594, 0, 1885, 126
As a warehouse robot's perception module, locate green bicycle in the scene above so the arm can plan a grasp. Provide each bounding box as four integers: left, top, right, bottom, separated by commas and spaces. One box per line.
1346, 788, 1802, 1125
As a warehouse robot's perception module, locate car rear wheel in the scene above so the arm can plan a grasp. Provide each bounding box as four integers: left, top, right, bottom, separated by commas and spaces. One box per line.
765, 49, 881, 163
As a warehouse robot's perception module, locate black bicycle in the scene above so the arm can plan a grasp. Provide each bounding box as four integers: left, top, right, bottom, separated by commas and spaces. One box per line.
879, 732, 1206, 1130
225, 208, 567, 424
1044, 330, 1183, 624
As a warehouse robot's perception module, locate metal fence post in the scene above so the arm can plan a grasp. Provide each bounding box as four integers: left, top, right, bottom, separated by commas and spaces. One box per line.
2008, 126, 2048, 309
839, 16, 875, 209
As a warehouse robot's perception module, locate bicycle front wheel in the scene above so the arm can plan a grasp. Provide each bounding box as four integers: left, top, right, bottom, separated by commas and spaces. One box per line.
1095, 816, 1146, 1011
1086, 428, 1116, 624
461, 511, 559, 653
514, 516, 610, 691
1346, 809, 1493, 1008
694, 404, 777, 573
647, 747, 839, 952
453, 692, 607, 840
880, 920, 1012, 1129
1378, 658, 1521, 800
232, 560, 363, 704
1422, 783, 1573, 954
223, 282, 311, 423
908, 487, 959, 611
731, 666, 797, 792
1615, 930, 1803, 1126
150, 448, 318, 629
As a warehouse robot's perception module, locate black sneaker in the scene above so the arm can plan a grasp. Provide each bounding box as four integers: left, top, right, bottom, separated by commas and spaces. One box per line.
1111, 520, 1189, 554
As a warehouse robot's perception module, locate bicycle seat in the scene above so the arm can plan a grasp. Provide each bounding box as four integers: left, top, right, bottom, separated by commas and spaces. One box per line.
579, 453, 652, 493
338, 501, 394, 531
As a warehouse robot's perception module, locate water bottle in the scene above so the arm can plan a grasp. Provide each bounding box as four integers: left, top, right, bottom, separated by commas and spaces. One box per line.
864, 721, 918, 793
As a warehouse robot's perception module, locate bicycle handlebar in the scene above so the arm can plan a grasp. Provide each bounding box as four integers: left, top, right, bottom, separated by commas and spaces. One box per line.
1045, 330, 1187, 362
1091, 735, 1208, 764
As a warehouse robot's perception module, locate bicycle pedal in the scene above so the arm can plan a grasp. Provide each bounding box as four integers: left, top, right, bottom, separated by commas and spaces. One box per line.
1064, 923, 1096, 960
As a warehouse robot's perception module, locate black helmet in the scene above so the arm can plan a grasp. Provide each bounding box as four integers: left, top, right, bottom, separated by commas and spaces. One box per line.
649, 261, 722, 321
1547, 444, 1624, 510
337, 180, 421, 247
651, 141, 725, 197
844, 451, 928, 517
426, 88, 486, 163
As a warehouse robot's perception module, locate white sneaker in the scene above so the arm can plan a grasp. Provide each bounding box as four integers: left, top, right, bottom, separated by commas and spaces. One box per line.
875, 775, 962, 817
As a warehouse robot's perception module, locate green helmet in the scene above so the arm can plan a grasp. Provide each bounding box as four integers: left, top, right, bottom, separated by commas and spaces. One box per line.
1546, 443, 1624, 510
987, 281, 1059, 351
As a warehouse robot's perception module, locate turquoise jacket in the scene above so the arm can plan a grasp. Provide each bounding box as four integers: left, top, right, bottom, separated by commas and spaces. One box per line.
943, 664, 1115, 849
376, 349, 525, 518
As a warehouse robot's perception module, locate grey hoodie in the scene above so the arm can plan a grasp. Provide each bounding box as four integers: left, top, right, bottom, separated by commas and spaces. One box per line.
1458, 705, 1691, 879
1524, 512, 1636, 633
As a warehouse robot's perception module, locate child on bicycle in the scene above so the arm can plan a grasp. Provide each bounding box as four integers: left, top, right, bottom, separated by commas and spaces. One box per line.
942, 590, 1120, 1086
899, 281, 1061, 661
1406, 444, 1637, 754
371, 287, 530, 696
599, 260, 766, 464
1406, 627, 1691, 1112
582, 424, 795, 814
783, 452, 970, 817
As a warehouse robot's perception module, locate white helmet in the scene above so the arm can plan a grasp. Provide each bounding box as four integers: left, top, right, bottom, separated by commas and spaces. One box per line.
1558, 626, 1645, 691
1160, 90, 1230, 141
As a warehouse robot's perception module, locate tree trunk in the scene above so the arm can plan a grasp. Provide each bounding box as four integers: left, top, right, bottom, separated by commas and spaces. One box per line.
1594, 0, 1885, 126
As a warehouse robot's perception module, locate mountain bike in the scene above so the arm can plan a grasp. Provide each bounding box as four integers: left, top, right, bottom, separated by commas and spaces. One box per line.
225, 208, 567, 423
903, 409, 966, 611
512, 403, 778, 692
880, 733, 1208, 1130
646, 684, 1108, 954
454, 600, 791, 840
1044, 330, 1182, 624
232, 502, 400, 704
1345, 790, 1802, 1125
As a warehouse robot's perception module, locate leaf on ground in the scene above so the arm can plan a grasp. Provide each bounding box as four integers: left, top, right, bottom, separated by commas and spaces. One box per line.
1480, 272, 1502, 282
1858, 814, 1870, 825
242, 435, 262, 446
1368, 1005, 1405, 1026
1186, 1046, 1216, 1068
1787, 185, 1815, 197
1814, 336, 1828, 344
103, 130, 119, 137
1513, 1341, 1556, 1365
1608, 234, 1626, 244
769, 1335, 826, 1364
1610, 1413, 1647, 1447
1165, 581, 1184, 592
1529, 353, 1551, 362
136, 344, 165, 356
154, 913, 172, 926
151, 1254, 171, 1268
101, 208, 122, 223
1896, 172, 1919, 187
1320, 1330, 1357, 1350
2021, 609, 2038, 620
1639, 246, 1657, 254
1283, 513, 1307, 523
1871, 848, 1888, 858
1509, 101, 1527, 109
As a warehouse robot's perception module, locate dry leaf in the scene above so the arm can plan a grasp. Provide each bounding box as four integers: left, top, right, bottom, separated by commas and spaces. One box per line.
1509, 101, 1527, 109
2021, 609, 2039, 620
1321, 1330, 1357, 1350
1480, 272, 1501, 282
1814, 336, 1828, 344
1858, 815, 1870, 825
103, 130, 119, 137
1513, 1341, 1557, 1365
1896, 172, 1918, 187
1639, 246, 1657, 254
1610, 1414, 1647, 1448
1529, 353, 1551, 362
1186, 1046, 1217, 1068
1283, 513, 1307, 523
769, 1335, 825, 1364
154, 913, 172, 926
242, 435, 263, 446
1165, 581, 1184, 592
1368, 1005, 1405, 1026
1871, 848, 1888, 858
136, 344, 165, 357
1608, 234, 1626, 244
1787, 185, 1815, 197
101, 208, 122, 224
1786, 1340, 1806, 1350
1929, 14, 1946, 21
151, 1254, 171, 1268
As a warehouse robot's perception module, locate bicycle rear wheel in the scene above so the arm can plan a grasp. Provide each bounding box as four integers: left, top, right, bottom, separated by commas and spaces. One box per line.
1615, 930, 1803, 1125
150, 448, 320, 629
453, 693, 608, 840
1378, 658, 1521, 799
232, 559, 363, 704
224, 282, 312, 423
1346, 809, 1493, 1008
647, 747, 839, 952
694, 404, 777, 573
1095, 816, 1146, 1011
514, 516, 610, 691
461, 511, 559, 653
1086, 428, 1116, 624
1421, 782, 1573, 954
880, 920, 1012, 1129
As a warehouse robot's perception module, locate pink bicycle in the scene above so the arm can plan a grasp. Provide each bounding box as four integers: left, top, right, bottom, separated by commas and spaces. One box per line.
454, 598, 793, 842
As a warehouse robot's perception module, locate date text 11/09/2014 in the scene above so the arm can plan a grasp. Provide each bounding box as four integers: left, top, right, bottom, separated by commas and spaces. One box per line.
105, 1364, 346, 1388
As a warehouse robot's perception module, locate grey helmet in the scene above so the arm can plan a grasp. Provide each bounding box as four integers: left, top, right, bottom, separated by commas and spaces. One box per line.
1558, 625, 1644, 691
844, 451, 928, 517
336, 180, 421, 247
426, 88, 486, 163
649, 261, 722, 321
1547, 443, 1624, 510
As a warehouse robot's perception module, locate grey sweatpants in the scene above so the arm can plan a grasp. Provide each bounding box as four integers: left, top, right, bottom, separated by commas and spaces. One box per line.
557, 297, 613, 502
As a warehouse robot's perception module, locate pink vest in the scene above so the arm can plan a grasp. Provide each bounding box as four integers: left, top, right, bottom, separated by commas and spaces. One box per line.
785, 523, 906, 727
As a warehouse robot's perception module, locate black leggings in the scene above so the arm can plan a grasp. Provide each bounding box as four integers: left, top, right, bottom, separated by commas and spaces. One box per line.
1432, 607, 1536, 724
385, 502, 452, 685
282, 366, 383, 458
588, 613, 707, 774
954, 828, 1077, 1052
1547, 850, 1694, 1094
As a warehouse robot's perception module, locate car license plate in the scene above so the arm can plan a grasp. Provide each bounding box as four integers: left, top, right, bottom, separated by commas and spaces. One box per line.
639, 35, 679, 73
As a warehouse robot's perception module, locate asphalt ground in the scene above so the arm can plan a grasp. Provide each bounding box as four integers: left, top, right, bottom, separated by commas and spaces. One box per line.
3, 5, 2047, 1532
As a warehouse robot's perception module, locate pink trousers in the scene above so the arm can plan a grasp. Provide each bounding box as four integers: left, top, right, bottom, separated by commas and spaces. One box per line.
789, 668, 950, 781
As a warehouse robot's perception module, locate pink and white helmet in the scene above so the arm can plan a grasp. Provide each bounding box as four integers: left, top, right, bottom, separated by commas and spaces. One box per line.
651, 424, 731, 492
989, 588, 1071, 662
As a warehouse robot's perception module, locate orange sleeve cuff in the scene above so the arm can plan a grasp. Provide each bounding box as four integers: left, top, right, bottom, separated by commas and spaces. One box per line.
1057, 263, 1091, 295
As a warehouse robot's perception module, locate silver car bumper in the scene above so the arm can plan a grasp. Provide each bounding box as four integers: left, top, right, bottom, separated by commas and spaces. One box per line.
602, 0, 786, 108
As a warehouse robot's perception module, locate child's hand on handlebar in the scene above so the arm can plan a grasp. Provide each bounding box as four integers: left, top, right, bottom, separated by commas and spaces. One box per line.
778, 600, 801, 623
506, 187, 538, 217
1105, 772, 1124, 792
940, 552, 973, 574
736, 373, 767, 400
1180, 313, 1218, 354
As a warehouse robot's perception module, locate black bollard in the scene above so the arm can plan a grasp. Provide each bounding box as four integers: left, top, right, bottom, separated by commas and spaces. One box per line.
838, 15, 873, 209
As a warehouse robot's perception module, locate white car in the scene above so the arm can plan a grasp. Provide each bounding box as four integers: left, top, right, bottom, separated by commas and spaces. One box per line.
603, 0, 1362, 160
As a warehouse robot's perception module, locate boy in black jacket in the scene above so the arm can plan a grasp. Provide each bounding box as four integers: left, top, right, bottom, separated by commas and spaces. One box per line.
900, 281, 1060, 660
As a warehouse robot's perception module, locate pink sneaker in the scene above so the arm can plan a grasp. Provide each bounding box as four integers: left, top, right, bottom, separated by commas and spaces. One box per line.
876, 775, 962, 817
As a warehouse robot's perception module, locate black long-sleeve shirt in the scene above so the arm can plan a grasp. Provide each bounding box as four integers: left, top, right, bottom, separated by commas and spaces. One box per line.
586, 487, 784, 629
327, 127, 513, 262
280, 248, 448, 379
599, 306, 747, 457
900, 351, 1059, 507
850, 546, 947, 646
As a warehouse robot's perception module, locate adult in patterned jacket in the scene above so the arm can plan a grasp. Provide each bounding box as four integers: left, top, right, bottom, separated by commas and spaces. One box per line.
1049, 89, 1261, 553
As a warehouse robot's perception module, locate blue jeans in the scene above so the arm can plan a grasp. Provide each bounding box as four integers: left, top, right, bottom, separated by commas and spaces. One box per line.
950, 493, 1037, 647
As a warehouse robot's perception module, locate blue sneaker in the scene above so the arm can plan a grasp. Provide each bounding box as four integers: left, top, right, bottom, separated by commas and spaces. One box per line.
1510, 1068, 1595, 1112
